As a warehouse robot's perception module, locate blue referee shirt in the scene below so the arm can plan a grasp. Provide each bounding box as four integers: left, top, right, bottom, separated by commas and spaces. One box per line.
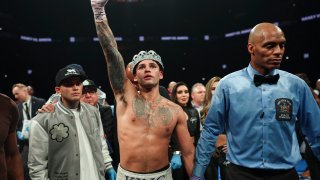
193, 64, 320, 177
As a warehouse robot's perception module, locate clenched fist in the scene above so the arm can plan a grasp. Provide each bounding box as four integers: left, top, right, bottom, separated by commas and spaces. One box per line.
91, 0, 109, 22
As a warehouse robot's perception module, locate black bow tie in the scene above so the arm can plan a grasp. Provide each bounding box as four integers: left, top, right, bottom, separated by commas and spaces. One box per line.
253, 74, 280, 87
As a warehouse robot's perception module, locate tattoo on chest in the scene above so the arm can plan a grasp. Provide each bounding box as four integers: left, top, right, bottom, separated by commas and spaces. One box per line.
132, 96, 173, 127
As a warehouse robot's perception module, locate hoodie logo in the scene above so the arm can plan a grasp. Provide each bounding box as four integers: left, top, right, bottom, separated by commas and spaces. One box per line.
50, 123, 69, 142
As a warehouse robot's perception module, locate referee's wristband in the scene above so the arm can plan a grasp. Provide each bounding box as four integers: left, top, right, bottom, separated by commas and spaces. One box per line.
173, 151, 181, 155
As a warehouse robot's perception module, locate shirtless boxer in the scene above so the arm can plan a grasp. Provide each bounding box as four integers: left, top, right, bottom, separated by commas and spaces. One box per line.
90, 0, 195, 179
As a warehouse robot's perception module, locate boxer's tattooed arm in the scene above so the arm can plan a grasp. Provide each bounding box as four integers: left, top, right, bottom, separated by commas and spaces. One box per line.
96, 21, 117, 48
96, 21, 126, 95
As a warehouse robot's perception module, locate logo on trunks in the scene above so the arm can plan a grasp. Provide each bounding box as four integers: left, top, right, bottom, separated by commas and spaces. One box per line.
275, 98, 292, 121
50, 123, 69, 142
124, 175, 166, 180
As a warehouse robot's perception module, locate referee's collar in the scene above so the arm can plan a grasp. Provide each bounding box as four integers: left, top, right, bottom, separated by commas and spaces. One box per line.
247, 64, 278, 81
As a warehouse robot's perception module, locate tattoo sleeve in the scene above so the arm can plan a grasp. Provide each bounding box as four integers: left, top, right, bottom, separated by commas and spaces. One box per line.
95, 20, 126, 95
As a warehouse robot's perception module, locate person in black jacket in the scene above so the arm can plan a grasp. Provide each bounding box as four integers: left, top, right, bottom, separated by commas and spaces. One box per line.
80, 79, 118, 168
170, 82, 201, 180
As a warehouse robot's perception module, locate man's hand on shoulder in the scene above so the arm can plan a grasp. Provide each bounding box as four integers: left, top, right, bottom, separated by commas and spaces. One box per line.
37, 103, 55, 113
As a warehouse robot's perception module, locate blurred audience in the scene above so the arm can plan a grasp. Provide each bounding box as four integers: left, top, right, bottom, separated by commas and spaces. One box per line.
11, 83, 46, 180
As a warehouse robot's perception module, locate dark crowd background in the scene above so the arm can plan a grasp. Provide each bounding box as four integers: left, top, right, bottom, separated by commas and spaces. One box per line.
1, 0, 319, 103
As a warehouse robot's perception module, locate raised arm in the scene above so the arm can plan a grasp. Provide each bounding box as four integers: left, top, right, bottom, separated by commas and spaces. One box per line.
91, 0, 126, 95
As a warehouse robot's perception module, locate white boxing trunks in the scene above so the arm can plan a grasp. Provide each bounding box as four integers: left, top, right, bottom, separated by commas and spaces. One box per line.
117, 164, 172, 180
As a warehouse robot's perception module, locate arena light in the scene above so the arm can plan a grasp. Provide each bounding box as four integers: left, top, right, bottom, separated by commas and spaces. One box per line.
93, 36, 123, 42
20, 35, 52, 42
224, 22, 279, 38
301, 13, 320, 22
115, 37, 123, 41
69, 37, 76, 43
139, 36, 145, 42
38, 38, 52, 42
20, 35, 33, 41
225, 28, 251, 38
93, 37, 99, 42
161, 36, 189, 41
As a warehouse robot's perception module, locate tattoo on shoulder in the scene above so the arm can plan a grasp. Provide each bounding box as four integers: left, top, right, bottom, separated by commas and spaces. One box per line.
156, 106, 172, 125
133, 96, 147, 118
132, 96, 173, 127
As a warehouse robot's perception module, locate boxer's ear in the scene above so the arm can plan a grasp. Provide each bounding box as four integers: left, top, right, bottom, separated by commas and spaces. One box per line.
133, 75, 138, 82
55, 86, 61, 93
159, 71, 163, 80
